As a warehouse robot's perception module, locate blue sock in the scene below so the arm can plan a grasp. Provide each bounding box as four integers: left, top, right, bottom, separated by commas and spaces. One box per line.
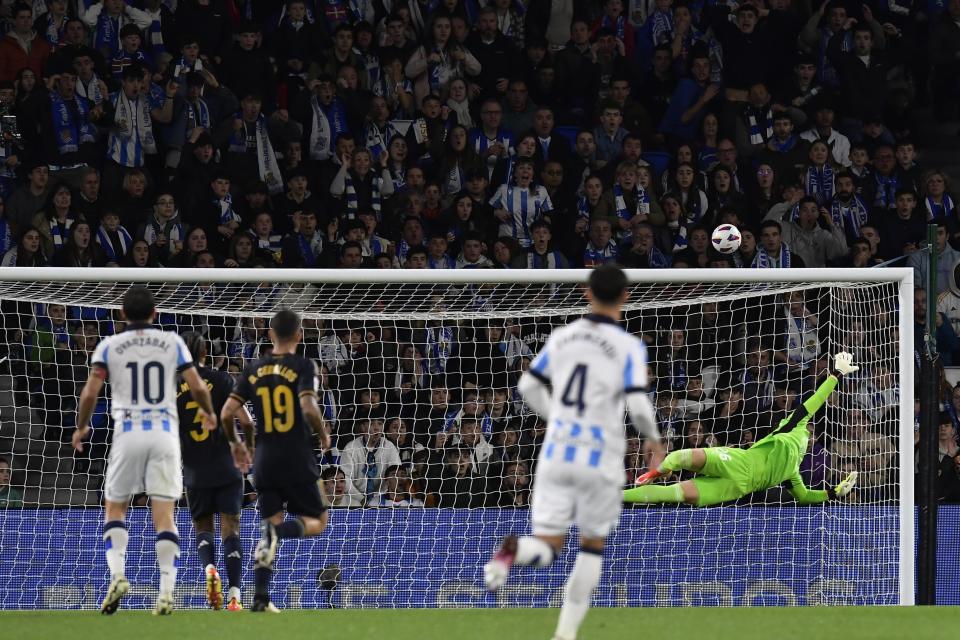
196, 531, 216, 568
275, 519, 305, 539
223, 535, 242, 590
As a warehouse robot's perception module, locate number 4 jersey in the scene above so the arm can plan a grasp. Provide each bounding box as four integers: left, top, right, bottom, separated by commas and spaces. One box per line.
91, 326, 195, 434
527, 314, 649, 482
230, 353, 320, 488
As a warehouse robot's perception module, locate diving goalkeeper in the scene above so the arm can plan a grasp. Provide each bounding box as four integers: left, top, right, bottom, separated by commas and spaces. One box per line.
624, 352, 860, 507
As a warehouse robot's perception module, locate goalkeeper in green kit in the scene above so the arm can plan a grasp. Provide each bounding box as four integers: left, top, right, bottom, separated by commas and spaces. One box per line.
624, 352, 860, 507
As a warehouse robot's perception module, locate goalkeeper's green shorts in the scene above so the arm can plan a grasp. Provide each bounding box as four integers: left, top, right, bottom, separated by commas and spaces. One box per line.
693, 447, 756, 505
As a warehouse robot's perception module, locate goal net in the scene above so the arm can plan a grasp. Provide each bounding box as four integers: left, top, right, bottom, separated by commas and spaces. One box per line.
0, 268, 913, 608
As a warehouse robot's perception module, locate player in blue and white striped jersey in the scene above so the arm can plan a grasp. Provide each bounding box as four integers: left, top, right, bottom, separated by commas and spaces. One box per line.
484, 264, 665, 640
489, 158, 553, 248
72, 286, 215, 616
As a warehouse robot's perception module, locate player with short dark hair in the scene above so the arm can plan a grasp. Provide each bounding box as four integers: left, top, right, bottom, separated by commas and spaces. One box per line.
176, 332, 254, 611
219, 309, 332, 612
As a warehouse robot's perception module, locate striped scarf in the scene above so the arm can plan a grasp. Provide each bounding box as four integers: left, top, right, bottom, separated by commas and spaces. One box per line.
50, 91, 95, 154
751, 242, 792, 268
426, 326, 454, 374
215, 194, 241, 226
345, 172, 381, 215
926, 194, 956, 219
0, 219, 12, 255
172, 56, 202, 82
95, 11, 121, 54
297, 232, 323, 267
49, 215, 77, 250
577, 195, 592, 219
185, 97, 211, 131
228, 113, 282, 194
363, 120, 396, 160
96, 225, 132, 262
874, 172, 900, 209
614, 183, 649, 221
602, 14, 626, 41
42, 14, 67, 45
356, 48, 381, 88
669, 221, 688, 252
308, 95, 347, 161
428, 47, 445, 94
583, 241, 618, 267
647, 245, 671, 268
830, 195, 868, 238
650, 9, 674, 45
249, 230, 283, 261
805, 164, 834, 206
77, 75, 105, 104
526, 250, 564, 269
746, 105, 774, 145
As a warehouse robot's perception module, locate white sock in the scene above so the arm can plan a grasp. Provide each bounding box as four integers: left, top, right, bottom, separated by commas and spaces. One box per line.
102, 521, 128, 579
229, 586, 241, 602
554, 551, 603, 640
156, 531, 180, 596
514, 537, 555, 568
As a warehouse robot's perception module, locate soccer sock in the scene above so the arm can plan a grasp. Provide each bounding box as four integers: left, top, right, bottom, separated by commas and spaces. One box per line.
658, 449, 693, 473
196, 531, 216, 569
554, 550, 603, 640
514, 536, 555, 567
102, 521, 128, 579
223, 535, 243, 593
275, 518, 306, 539
623, 484, 684, 504
156, 531, 180, 597
254, 566, 272, 600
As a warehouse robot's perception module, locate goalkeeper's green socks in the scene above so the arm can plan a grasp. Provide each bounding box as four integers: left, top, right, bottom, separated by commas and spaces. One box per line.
658, 449, 693, 473
623, 484, 685, 504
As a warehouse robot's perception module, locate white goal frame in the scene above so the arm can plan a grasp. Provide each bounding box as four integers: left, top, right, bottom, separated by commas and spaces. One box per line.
0, 266, 915, 606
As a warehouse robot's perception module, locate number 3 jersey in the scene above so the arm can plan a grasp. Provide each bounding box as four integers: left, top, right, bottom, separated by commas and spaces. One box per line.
230, 353, 320, 488
90, 326, 194, 434
527, 314, 649, 481
176, 366, 241, 488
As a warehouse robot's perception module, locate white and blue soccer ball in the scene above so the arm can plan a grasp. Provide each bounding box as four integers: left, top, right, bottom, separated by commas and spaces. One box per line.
711, 224, 741, 254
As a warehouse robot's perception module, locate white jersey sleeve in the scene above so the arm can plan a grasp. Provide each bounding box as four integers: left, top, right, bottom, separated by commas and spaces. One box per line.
96, 328, 194, 430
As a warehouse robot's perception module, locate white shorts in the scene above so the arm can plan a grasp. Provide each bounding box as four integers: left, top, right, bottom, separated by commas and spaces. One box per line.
104, 432, 182, 502
530, 464, 622, 540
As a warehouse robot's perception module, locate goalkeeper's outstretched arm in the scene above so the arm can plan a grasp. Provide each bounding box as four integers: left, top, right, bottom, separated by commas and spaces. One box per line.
786, 471, 859, 504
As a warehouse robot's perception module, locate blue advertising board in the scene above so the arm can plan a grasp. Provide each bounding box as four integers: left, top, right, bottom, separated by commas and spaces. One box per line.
0, 505, 944, 609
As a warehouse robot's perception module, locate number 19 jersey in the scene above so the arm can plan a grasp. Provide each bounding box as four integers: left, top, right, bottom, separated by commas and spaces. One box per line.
528, 314, 648, 482
91, 326, 195, 434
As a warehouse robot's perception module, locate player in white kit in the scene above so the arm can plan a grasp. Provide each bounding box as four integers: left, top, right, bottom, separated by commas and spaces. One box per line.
484, 264, 666, 640
72, 286, 216, 616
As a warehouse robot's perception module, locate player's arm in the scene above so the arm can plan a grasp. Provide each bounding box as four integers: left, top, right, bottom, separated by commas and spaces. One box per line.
300, 361, 330, 451
624, 339, 666, 469
221, 368, 253, 471
236, 405, 255, 451
779, 352, 859, 433
182, 367, 216, 430
72, 367, 106, 452
786, 471, 858, 505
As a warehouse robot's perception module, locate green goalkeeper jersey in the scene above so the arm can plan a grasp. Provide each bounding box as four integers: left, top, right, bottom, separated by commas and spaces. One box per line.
746, 375, 837, 502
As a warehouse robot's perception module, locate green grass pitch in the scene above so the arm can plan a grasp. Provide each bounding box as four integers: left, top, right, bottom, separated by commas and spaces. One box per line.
3, 607, 960, 640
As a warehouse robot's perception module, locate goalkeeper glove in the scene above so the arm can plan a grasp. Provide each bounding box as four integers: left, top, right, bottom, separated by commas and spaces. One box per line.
827, 471, 858, 500
832, 352, 859, 377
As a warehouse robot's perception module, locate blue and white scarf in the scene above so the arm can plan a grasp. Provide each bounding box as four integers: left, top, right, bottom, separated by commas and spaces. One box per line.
426, 326, 454, 374
805, 164, 834, 206
926, 194, 956, 219
577, 195, 592, 219
830, 195, 869, 238
50, 91, 95, 154
96, 224, 132, 262
49, 215, 77, 250
95, 11, 121, 53
185, 97, 211, 132
669, 221, 688, 253
249, 230, 283, 261
614, 183, 650, 221
345, 172, 381, 215
355, 48, 381, 88
228, 113, 282, 194
647, 245, 671, 268
308, 95, 347, 161
751, 242, 792, 268
77, 74, 105, 104
42, 14, 67, 46
874, 172, 900, 209
297, 232, 324, 267
215, 194, 241, 226
649, 9, 674, 45
362, 120, 397, 160
526, 250, 565, 269
172, 55, 202, 82
428, 253, 456, 269
769, 135, 797, 153
427, 47, 445, 94
602, 14, 627, 41
746, 105, 774, 145
583, 241, 618, 267
0, 219, 13, 255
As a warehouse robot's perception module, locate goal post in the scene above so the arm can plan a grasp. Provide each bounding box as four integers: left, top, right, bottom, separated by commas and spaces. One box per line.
0, 267, 914, 608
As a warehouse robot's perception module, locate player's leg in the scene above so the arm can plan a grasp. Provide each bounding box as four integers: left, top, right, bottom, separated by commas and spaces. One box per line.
251, 488, 284, 612
100, 499, 132, 615
688, 477, 749, 507
635, 448, 708, 484
150, 498, 180, 616
145, 441, 183, 616
623, 480, 699, 504
551, 474, 619, 640
485, 468, 570, 591
216, 478, 246, 610
188, 485, 222, 610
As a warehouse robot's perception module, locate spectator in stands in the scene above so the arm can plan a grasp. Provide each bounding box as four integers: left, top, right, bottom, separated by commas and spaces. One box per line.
321, 466, 362, 508
340, 416, 403, 506
0, 455, 22, 507
371, 465, 424, 507
0, 4, 53, 83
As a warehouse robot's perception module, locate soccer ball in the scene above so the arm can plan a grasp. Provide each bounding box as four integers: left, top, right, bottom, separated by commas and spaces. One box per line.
711, 224, 741, 254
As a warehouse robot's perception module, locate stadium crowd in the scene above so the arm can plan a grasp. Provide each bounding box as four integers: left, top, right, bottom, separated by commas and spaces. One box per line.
0, 0, 959, 506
